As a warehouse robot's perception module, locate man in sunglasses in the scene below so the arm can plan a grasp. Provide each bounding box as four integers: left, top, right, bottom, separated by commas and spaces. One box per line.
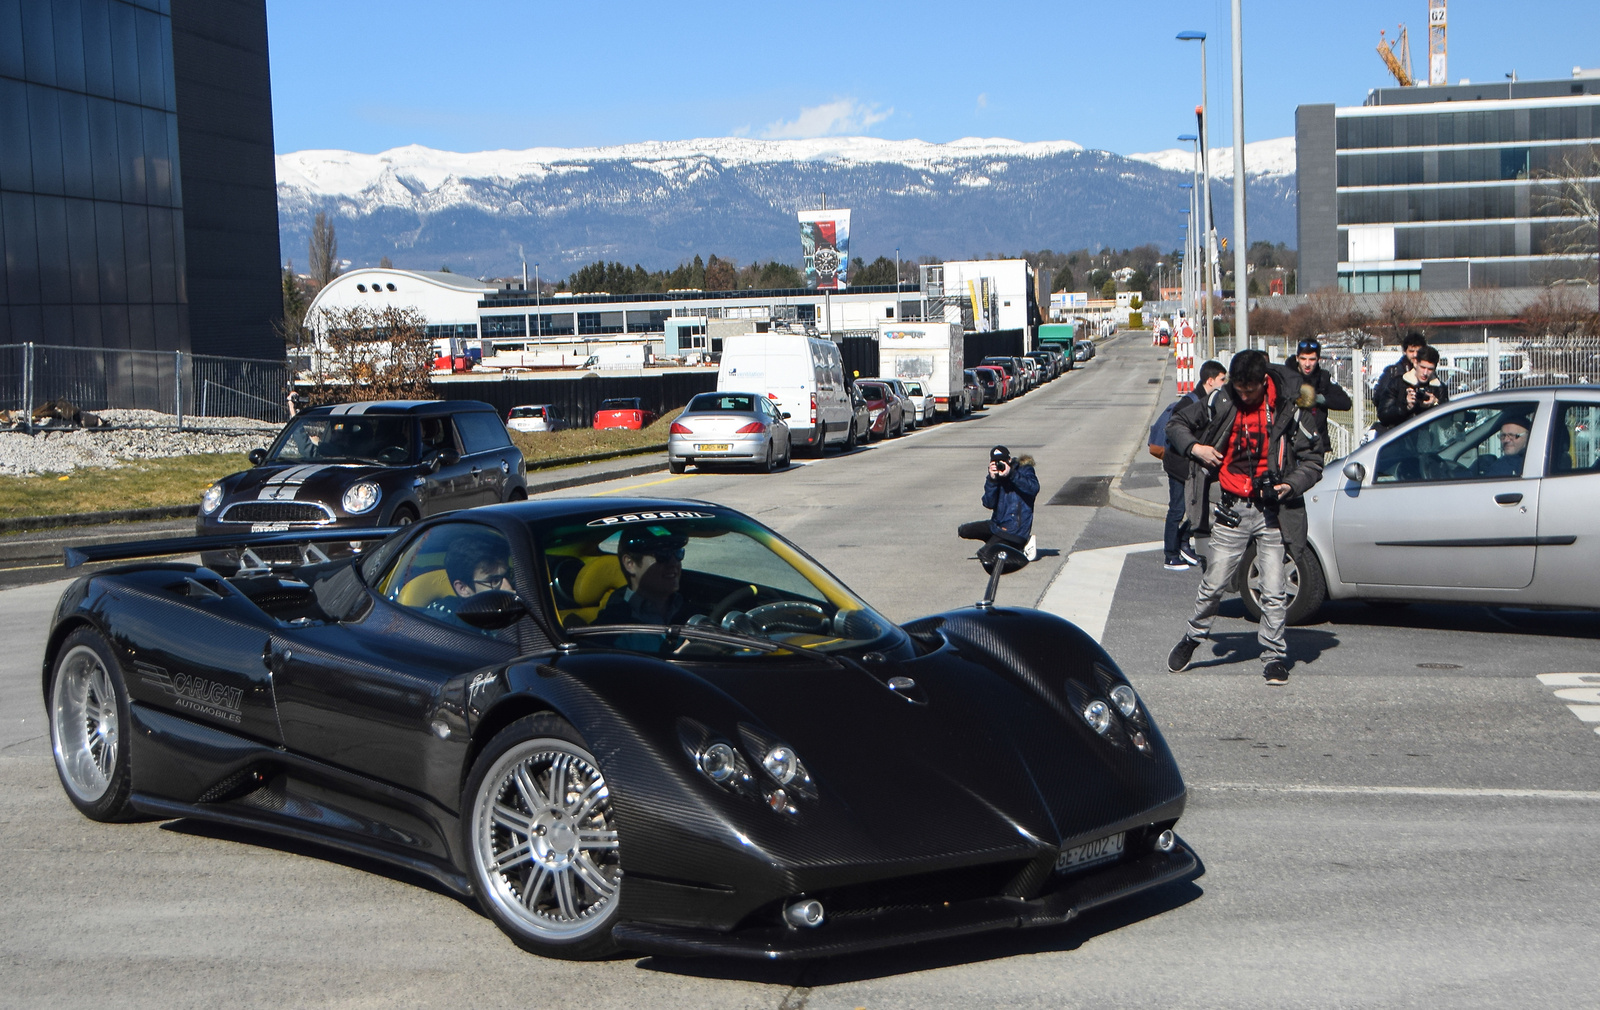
597, 525, 691, 626
425, 533, 516, 627
1294, 338, 1352, 414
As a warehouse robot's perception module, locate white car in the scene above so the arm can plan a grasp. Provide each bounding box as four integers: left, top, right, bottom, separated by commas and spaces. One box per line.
506, 404, 570, 433
901, 380, 937, 425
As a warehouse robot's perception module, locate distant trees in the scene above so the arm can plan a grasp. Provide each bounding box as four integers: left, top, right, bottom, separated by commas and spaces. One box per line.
849, 256, 899, 287
275, 260, 310, 351
704, 255, 736, 291
379, 255, 393, 269
566, 254, 804, 294
310, 305, 435, 405
308, 212, 340, 288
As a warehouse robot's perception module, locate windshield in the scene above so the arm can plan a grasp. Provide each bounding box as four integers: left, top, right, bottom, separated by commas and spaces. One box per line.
509, 406, 545, 418
537, 510, 896, 659
688, 393, 757, 413
269, 415, 414, 465
600, 399, 639, 410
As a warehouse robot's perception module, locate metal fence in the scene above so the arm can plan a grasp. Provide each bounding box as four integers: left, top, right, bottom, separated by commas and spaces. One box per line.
0, 343, 289, 427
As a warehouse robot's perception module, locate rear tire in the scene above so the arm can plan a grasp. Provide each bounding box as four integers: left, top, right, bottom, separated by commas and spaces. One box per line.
1236, 542, 1328, 626
668, 459, 686, 474
761, 441, 775, 474
462, 714, 622, 960
49, 628, 136, 822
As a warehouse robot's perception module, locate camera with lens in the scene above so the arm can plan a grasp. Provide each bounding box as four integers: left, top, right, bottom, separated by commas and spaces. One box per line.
1252, 472, 1283, 506
1212, 499, 1242, 528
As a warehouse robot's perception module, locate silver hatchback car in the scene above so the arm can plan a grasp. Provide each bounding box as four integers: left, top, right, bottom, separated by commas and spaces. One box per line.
668, 391, 792, 473
1235, 385, 1600, 623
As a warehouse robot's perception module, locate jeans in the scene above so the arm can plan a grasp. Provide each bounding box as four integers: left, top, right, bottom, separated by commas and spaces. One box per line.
1163, 477, 1189, 559
1184, 501, 1287, 664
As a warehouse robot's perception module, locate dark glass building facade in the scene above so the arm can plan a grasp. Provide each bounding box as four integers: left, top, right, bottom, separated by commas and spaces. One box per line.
1297, 76, 1600, 293
0, 0, 281, 359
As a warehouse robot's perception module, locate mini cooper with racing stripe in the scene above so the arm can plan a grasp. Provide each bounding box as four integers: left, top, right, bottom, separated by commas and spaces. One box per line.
196, 400, 528, 565
47, 497, 1196, 962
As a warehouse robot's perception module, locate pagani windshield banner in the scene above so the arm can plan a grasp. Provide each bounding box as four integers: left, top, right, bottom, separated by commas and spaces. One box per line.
799, 209, 851, 290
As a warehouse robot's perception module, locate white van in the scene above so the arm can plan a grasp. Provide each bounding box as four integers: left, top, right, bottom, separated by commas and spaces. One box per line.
717, 334, 853, 455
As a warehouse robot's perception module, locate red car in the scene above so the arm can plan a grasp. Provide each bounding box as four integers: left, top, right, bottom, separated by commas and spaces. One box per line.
973, 365, 1010, 402
593, 397, 658, 430
853, 380, 906, 439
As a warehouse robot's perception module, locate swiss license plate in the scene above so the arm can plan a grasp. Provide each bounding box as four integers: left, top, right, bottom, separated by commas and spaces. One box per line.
1055, 832, 1125, 874
696, 443, 731, 452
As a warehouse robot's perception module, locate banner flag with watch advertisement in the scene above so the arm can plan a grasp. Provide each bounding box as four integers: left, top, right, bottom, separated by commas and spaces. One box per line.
799, 209, 851, 290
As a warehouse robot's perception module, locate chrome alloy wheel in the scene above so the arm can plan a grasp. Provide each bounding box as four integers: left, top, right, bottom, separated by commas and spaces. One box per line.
50, 644, 120, 804
471, 739, 620, 940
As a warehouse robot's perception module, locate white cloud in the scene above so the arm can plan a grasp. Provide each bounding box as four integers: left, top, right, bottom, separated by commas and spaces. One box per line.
976, 93, 988, 110
761, 99, 892, 139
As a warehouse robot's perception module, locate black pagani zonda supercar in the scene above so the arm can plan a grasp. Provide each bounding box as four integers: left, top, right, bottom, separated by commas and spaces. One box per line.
44, 498, 1196, 961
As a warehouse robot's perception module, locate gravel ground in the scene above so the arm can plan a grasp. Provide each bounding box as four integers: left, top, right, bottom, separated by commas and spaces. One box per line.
0, 410, 280, 476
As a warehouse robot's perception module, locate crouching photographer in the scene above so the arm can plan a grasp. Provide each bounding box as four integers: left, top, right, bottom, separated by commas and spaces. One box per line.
1164, 350, 1325, 685
958, 446, 1039, 564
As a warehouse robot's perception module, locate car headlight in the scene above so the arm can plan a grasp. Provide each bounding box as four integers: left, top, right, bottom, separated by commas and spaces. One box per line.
1110, 684, 1139, 719
342, 482, 381, 514
761, 745, 802, 785
1082, 699, 1112, 735
698, 742, 738, 784
200, 483, 223, 514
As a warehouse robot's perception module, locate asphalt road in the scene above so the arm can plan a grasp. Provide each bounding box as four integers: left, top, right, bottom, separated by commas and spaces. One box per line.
3, 334, 1598, 1008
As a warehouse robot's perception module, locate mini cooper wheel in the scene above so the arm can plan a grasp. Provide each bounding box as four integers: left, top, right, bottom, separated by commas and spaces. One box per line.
464, 715, 622, 959
49, 628, 135, 821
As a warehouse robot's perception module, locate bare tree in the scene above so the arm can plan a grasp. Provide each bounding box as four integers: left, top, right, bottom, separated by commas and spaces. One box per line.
310, 305, 435, 405
1520, 285, 1599, 341
1288, 287, 1369, 343
1373, 289, 1427, 345
1534, 145, 1600, 307
309, 212, 340, 289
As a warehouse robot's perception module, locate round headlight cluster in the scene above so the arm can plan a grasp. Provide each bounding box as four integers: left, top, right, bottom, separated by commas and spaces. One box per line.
1110, 684, 1139, 719
699, 742, 738, 783
1082, 700, 1112, 735
200, 483, 223, 514
762, 746, 800, 785
342, 481, 381, 514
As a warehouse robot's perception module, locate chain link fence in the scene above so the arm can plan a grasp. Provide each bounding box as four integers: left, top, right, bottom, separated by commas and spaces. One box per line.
0, 343, 289, 428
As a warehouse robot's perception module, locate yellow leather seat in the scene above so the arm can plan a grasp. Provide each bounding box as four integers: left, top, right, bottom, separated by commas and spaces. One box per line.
564, 554, 626, 625
398, 568, 454, 609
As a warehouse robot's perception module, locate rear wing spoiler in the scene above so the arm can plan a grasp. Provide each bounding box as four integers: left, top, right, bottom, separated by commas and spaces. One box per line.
65, 527, 400, 569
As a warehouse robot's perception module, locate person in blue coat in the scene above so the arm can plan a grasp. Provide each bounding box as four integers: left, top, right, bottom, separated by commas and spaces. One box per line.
958, 445, 1040, 562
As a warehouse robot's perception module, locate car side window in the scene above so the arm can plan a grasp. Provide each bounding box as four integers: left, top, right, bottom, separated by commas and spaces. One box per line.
1550, 403, 1600, 476
1373, 401, 1540, 484
420, 416, 460, 455
377, 523, 516, 632
456, 411, 514, 454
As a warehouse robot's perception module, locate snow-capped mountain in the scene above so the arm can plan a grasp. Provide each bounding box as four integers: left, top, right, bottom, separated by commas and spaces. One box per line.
275, 136, 1297, 277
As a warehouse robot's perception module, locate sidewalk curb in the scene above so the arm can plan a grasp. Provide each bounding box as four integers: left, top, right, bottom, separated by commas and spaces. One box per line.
0, 504, 199, 534
525, 459, 667, 495
1107, 362, 1174, 521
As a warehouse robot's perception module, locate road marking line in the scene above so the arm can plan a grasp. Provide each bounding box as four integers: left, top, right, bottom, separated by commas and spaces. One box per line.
1533, 673, 1600, 735
1036, 540, 1163, 643
592, 474, 691, 496
1196, 783, 1600, 801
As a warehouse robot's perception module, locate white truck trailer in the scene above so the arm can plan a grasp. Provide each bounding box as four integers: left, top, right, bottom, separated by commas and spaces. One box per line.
877, 322, 966, 417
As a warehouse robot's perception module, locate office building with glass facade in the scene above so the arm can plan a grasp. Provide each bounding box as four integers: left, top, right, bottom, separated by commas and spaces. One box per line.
1297, 74, 1600, 294
0, 0, 281, 359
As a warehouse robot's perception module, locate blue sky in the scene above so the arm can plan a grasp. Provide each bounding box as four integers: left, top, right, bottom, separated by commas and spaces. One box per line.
267, 1, 1600, 156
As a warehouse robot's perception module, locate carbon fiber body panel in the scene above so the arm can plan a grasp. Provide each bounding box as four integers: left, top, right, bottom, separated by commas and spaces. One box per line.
44, 498, 1195, 960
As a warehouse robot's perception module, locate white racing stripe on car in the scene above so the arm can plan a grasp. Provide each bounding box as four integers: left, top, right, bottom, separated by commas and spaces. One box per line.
254, 464, 327, 500
1196, 782, 1600, 801
1037, 541, 1163, 643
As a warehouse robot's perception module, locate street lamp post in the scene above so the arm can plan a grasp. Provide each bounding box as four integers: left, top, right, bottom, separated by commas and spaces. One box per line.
1229, 0, 1250, 351
1178, 30, 1215, 360
533, 263, 541, 338
1178, 133, 1199, 326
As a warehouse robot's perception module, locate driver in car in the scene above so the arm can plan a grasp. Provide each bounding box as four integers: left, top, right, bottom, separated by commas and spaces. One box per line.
1476, 416, 1532, 477
426, 534, 514, 623
596, 526, 691, 626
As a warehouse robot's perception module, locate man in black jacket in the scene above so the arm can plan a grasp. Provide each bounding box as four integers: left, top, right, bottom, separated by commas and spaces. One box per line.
1149, 360, 1227, 569
1375, 344, 1449, 433
1294, 338, 1352, 414
1373, 332, 1427, 409
1164, 350, 1325, 685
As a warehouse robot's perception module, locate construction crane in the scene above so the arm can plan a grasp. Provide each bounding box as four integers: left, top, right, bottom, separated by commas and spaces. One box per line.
1377, 25, 1415, 87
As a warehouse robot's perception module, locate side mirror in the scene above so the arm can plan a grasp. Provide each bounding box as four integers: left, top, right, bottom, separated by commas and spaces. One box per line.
975, 544, 1028, 609
456, 590, 530, 630
421, 450, 442, 474
1342, 461, 1366, 483
248, 448, 268, 466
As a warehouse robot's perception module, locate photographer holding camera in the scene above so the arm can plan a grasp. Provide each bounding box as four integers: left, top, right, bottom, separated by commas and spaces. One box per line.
1164, 350, 1325, 685
958, 446, 1040, 563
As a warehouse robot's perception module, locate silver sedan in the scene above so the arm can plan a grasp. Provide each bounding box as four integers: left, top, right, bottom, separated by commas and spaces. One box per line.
1235, 385, 1600, 623
668, 392, 792, 474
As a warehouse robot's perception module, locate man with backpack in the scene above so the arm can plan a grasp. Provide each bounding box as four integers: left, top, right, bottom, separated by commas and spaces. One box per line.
1149, 360, 1228, 570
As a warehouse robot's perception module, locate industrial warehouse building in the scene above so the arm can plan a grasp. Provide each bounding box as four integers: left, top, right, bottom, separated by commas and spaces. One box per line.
1297, 71, 1600, 294
1, 0, 282, 360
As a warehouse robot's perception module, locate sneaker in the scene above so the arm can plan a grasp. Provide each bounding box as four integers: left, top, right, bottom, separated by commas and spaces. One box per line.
1178, 544, 1202, 567
1263, 661, 1289, 685
1163, 558, 1189, 571
1167, 637, 1199, 672
1023, 534, 1038, 562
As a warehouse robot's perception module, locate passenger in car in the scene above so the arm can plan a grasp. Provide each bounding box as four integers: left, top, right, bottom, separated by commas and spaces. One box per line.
595, 527, 692, 625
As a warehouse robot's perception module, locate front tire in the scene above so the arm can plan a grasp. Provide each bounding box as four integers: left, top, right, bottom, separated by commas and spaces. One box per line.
463, 714, 622, 960
1236, 541, 1329, 626
49, 628, 136, 822
391, 504, 419, 527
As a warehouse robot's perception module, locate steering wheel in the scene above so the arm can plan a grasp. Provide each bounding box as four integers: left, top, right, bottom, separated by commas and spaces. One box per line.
709, 585, 761, 623
745, 601, 829, 635
376, 445, 409, 464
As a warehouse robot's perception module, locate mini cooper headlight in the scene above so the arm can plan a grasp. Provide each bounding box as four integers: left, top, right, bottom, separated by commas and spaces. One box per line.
762, 745, 801, 785
342, 481, 381, 514
1082, 699, 1112, 735
1110, 684, 1139, 719
200, 483, 223, 514
699, 742, 738, 784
